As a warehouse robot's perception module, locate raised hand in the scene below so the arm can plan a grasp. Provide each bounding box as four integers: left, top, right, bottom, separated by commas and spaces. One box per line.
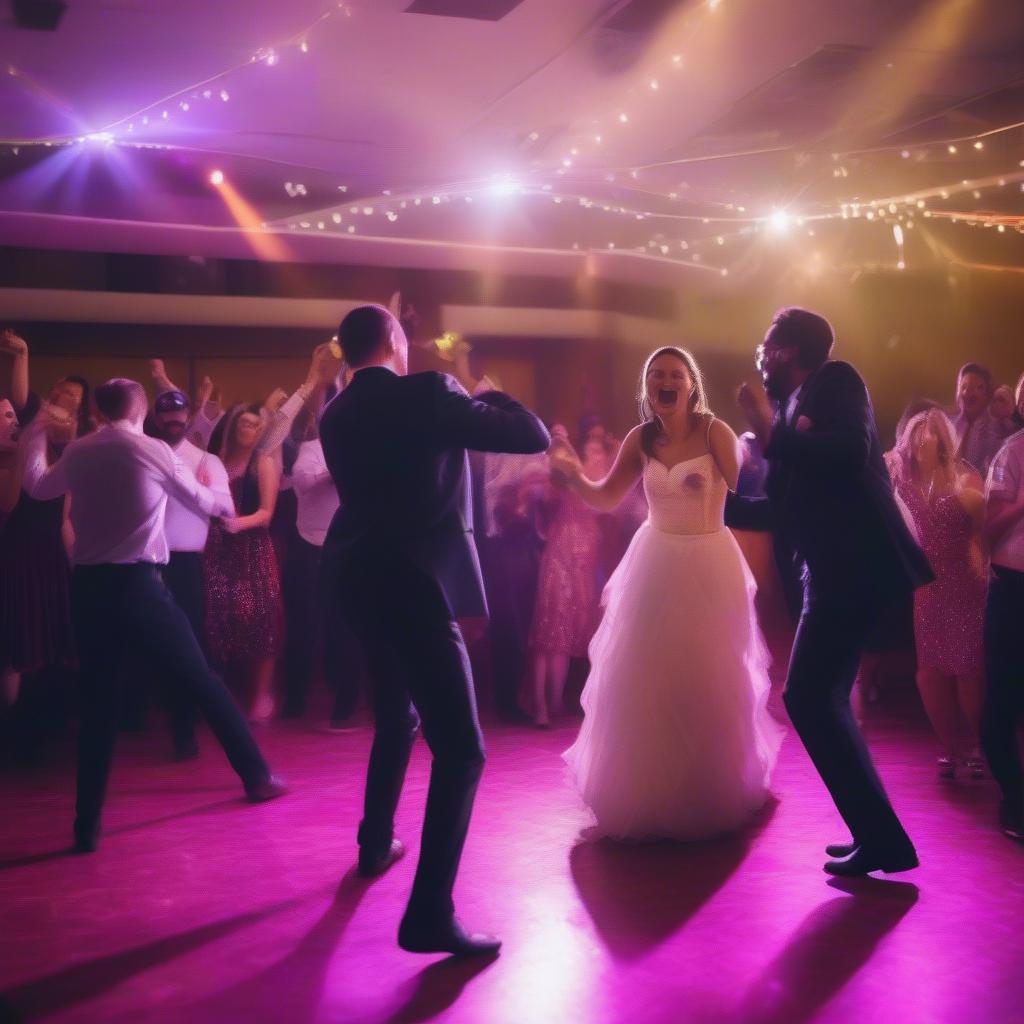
264, 387, 288, 414
736, 381, 773, 441
148, 358, 166, 380
0, 329, 27, 356
197, 375, 215, 408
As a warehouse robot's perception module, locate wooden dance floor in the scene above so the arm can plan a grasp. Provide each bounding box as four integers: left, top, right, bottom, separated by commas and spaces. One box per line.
1, 692, 1021, 1024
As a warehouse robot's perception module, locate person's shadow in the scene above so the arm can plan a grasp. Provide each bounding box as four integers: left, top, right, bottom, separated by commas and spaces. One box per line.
185, 867, 374, 1021
382, 954, 499, 1024
569, 810, 771, 961
735, 877, 919, 1024
0, 887, 324, 1022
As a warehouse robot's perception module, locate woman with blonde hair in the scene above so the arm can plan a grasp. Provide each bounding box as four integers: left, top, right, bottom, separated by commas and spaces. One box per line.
892, 408, 988, 777
553, 346, 783, 840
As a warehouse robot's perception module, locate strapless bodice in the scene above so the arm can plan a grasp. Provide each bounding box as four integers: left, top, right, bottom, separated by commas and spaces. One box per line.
642, 453, 726, 536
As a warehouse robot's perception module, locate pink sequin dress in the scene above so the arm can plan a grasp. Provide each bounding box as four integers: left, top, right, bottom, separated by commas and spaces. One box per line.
896, 479, 986, 674
530, 487, 603, 657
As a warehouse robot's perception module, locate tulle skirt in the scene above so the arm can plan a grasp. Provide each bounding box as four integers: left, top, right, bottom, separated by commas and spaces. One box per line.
563, 522, 784, 841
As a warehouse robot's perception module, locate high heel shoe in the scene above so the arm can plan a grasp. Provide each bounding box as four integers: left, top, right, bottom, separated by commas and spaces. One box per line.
937, 756, 956, 779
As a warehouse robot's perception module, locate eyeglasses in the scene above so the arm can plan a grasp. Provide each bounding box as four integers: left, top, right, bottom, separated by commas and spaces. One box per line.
755, 344, 777, 372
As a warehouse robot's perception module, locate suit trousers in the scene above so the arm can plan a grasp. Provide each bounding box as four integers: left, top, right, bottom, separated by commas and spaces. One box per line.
783, 582, 914, 852
282, 535, 362, 720
338, 558, 486, 923
71, 563, 269, 838
160, 551, 206, 752
981, 566, 1024, 807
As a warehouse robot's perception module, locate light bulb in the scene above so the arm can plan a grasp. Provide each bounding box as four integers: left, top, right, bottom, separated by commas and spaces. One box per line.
209, 169, 224, 186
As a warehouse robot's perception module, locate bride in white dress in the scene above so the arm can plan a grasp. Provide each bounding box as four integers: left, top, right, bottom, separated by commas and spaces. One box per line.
553, 346, 783, 841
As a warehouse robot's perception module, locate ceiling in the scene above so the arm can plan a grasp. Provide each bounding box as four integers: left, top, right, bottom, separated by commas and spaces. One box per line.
1, 0, 1023, 280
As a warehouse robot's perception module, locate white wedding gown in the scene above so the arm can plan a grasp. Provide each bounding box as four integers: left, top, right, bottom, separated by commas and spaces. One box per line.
563, 450, 784, 840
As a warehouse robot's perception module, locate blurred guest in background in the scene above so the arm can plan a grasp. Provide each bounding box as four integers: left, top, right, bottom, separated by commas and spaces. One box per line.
151, 385, 233, 759
205, 403, 283, 723
952, 362, 1014, 475
982, 383, 1024, 840
892, 409, 988, 778
529, 432, 608, 728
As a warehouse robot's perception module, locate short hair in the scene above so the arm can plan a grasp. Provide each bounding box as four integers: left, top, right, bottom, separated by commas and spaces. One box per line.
94, 378, 146, 422
769, 307, 834, 370
338, 305, 402, 368
957, 362, 993, 393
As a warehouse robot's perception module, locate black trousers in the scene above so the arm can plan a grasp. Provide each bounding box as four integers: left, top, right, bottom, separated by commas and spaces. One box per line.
338, 559, 485, 923
981, 566, 1024, 807
160, 551, 206, 753
481, 531, 540, 717
282, 535, 362, 720
783, 583, 914, 852
71, 563, 269, 837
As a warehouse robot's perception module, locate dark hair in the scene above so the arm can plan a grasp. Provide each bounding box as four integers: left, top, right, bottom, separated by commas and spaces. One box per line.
338, 305, 403, 368
94, 378, 145, 422
768, 307, 834, 370
957, 362, 993, 395
637, 346, 711, 456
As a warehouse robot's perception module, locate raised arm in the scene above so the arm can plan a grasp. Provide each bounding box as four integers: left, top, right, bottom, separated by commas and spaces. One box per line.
148, 358, 180, 397
766, 361, 872, 471
434, 373, 550, 454
155, 441, 234, 520
553, 425, 644, 513
2, 330, 30, 412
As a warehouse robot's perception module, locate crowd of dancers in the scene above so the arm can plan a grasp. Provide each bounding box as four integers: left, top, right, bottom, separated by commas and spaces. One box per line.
1, 307, 1023, 950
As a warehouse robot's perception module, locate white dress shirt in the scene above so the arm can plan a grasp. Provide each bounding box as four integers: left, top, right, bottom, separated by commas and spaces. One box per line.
21, 420, 233, 566
290, 438, 339, 547
986, 430, 1024, 572
165, 439, 233, 553
783, 383, 804, 427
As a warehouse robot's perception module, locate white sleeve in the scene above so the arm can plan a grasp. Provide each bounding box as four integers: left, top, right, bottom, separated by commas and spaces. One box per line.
201, 453, 235, 515
155, 441, 232, 518
292, 443, 331, 495
986, 446, 1018, 502
259, 388, 308, 455
20, 420, 71, 500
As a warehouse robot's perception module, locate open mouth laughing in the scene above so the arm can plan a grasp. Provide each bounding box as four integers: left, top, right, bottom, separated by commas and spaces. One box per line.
657, 388, 679, 407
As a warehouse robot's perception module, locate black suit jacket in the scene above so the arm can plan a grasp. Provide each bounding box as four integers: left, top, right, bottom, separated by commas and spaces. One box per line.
725, 360, 933, 599
319, 367, 550, 619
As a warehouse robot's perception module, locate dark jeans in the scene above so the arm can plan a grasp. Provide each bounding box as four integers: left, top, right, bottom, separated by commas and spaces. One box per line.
282, 535, 362, 720
981, 566, 1024, 807
783, 583, 914, 852
160, 551, 206, 753
71, 563, 269, 838
338, 559, 485, 923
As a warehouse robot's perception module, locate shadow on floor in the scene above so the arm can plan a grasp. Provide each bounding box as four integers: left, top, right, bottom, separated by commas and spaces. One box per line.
569, 810, 771, 961
735, 876, 919, 1024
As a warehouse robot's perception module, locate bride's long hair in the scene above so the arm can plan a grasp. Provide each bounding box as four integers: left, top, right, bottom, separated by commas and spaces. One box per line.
637, 346, 711, 455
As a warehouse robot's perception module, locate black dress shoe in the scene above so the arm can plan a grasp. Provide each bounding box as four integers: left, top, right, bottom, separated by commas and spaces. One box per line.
358, 838, 406, 877
824, 845, 919, 877
999, 799, 1024, 840
398, 916, 502, 957
73, 822, 99, 854
245, 774, 289, 803
825, 840, 857, 858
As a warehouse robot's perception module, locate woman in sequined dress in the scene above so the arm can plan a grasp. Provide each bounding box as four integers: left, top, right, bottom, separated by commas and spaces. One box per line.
892, 409, 988, 778
528, 434, 609, 727
204, 404, 283, 723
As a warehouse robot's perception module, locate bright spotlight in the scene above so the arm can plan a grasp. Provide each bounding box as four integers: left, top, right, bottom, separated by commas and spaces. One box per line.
892, 224, 904, 246
769, 210, 791, 234
488, 174, 516, 197
209, 169, 225, 187
85, 132, 114, 144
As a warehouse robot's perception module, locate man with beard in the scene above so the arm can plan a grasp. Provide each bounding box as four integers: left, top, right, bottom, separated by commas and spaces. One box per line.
152, 388, 233, 759
726, 307, 932, 876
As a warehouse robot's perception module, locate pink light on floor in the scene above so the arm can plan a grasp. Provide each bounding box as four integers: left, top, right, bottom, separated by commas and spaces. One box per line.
0, 695, 1021, 1023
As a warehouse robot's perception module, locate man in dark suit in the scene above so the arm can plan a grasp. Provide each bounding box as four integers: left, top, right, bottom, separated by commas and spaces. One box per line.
726, 307, 933, 876
320, 305, 550, 955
